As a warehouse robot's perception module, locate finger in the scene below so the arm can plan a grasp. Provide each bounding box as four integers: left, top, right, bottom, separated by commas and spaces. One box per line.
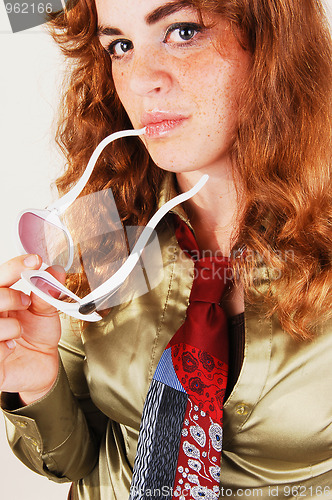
0, 255, 41, 288
29, 266, 67, 317
0, 317, 21, 341
0, 288, 31, 313
0, 339, 17, 363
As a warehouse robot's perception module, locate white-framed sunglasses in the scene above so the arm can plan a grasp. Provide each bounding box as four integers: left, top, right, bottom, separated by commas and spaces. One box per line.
17, 128, 208, 321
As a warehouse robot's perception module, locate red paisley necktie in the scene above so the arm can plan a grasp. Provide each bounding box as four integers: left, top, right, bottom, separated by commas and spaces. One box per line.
130, 216, 230, 500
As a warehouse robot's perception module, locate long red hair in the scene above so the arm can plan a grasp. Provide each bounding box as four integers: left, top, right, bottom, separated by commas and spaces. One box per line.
48, 0, 331, 339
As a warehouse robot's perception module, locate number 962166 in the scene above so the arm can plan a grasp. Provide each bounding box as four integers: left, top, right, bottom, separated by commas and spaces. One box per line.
283, 485, 331, 497
5, 2, 53, 15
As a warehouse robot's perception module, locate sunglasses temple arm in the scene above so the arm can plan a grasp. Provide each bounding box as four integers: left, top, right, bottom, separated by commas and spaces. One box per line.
79, 290, 119, 315
48, 128, 146, 215
79, 174, 209, 315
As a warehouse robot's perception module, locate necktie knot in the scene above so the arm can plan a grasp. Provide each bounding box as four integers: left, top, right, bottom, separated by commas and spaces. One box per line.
190, 258, 230, 304
175, 215, 231, 304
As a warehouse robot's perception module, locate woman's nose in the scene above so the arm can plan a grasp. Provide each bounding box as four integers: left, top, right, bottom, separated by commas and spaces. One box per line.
128, 48, 172, 97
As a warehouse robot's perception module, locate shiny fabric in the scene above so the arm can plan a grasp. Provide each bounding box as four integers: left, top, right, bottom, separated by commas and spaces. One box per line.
1, 174, 332, 499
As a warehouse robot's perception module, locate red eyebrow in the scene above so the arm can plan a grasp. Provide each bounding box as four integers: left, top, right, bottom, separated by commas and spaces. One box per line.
97, 1, 192, 38
97, 26, 122, 37
145, 1, 192, 25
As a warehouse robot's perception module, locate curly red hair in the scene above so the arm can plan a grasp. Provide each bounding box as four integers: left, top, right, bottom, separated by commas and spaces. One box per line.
48, 0, 331, 339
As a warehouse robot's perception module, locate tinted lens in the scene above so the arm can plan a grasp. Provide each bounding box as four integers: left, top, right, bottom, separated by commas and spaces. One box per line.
31, 276, 77, 303
19, 212, 69, 267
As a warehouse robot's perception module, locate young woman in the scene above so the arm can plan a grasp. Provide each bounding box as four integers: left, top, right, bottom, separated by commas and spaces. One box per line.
0, 0, 331, 499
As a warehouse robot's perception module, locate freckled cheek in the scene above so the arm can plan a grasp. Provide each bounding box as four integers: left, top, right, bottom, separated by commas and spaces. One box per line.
112, 68, 136, 113
187, 67, 236, 114
112, 66, 125, 91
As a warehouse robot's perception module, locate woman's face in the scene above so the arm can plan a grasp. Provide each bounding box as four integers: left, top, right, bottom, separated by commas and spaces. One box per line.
96, 0, 251, 174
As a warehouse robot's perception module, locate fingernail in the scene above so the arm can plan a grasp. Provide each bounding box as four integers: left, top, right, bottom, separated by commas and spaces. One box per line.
51, 265, 66, 274
6, 340, 16, 350
24, 255, 39, 268
21, 294, 31, 306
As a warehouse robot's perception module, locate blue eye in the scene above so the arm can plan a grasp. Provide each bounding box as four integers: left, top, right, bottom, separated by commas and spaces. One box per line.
107, 39, 133, 58
164, 23, 203, 45
105, 22, 204, 60
173, 27, 197, 41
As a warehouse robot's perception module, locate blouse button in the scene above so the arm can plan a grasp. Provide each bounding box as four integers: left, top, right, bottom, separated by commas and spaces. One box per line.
25, 436, 40, 452
235, 403, 250, 416
15, 420, 28, 428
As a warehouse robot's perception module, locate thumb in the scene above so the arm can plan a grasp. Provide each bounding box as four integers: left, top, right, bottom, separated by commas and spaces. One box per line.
29, 266, 67, 317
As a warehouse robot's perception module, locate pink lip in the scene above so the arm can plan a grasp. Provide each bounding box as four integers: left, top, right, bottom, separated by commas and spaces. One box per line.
141, 111, 189, 138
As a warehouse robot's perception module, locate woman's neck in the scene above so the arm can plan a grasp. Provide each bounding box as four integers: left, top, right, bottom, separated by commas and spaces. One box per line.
176, 162, 245, 317
176, 162, 243, 256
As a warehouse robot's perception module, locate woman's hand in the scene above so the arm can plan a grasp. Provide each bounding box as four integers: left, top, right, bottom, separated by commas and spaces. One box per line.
0, 255, 65, 406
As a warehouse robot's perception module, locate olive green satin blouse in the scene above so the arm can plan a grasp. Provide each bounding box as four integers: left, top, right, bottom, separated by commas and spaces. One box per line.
1, 177, 332, 499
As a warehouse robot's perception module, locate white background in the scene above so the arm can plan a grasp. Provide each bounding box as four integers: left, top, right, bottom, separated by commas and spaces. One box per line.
0, 4, 70, 499
0, 1, 331, 499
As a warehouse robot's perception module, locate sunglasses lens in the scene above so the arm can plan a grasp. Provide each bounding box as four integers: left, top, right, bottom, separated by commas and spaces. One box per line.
19, 212, 69, 267
30, 276, 77, 303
